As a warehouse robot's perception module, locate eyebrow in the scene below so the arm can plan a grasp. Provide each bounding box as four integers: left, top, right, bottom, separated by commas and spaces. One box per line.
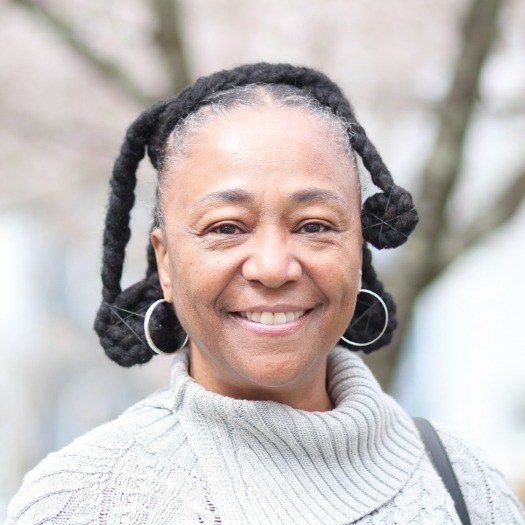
192, 187, 347, 208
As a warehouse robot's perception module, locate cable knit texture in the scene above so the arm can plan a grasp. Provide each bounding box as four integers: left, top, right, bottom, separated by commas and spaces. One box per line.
6, 346, 524, 524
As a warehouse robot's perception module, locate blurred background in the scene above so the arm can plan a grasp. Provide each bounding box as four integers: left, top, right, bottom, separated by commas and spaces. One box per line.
1, 0, 524, 515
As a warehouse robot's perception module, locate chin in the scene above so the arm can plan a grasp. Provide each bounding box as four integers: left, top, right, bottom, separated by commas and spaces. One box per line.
234, 349, 313, 390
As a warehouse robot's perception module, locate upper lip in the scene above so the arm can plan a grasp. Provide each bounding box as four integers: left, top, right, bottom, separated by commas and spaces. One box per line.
231, 304, 315, 313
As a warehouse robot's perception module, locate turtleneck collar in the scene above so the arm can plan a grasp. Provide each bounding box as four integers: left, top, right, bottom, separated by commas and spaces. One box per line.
167, 345, 424, 524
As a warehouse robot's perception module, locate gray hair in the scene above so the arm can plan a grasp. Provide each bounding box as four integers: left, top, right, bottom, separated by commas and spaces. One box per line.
156, 83, 363, 229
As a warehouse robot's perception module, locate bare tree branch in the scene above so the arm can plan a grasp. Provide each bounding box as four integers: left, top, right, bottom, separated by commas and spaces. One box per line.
429, 164, 525, 281
415, 0, 505, 259
12, 0, 152, 106
151, 0, 191, 96
364, 0, 508, 391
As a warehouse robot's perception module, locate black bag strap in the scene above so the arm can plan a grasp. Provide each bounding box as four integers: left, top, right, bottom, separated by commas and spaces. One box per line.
412, 417, 471, 525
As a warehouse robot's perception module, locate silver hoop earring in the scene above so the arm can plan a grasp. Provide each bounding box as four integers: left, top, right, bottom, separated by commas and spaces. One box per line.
144, 298, 189, 355
339, 288, 389, 347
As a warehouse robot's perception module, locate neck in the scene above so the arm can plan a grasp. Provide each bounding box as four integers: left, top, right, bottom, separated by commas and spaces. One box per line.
188, 343, 335, 411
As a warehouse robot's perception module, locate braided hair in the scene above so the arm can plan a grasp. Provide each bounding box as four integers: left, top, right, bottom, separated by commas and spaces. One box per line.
94, 62, 419, 367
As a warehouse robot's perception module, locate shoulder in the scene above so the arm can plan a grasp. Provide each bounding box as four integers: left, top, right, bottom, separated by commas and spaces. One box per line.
5, 418, 129, 524
5, 390, 185, 524
431, 420, 525, 524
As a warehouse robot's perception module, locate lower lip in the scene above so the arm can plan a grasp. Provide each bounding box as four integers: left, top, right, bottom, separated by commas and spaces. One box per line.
229, 310, 313, 335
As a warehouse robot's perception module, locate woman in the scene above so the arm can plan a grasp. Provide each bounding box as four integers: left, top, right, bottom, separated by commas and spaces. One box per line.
6, 63, 524, 524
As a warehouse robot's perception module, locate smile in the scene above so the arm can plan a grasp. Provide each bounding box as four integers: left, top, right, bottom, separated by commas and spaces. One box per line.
237, 310, 306, 325
229, 309, 314, 335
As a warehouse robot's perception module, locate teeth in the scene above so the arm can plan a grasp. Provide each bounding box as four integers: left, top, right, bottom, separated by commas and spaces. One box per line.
241, 310, 306, 324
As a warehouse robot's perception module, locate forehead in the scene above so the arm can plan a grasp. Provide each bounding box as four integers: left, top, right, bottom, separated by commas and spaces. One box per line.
164, 104, 358, 209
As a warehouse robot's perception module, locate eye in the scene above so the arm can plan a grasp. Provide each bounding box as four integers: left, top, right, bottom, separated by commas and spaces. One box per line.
299, 222, 331, 234
208, 223, 244, 235
207, 221, 331, 235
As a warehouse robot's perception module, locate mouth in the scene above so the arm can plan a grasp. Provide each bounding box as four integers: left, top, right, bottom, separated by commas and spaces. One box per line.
228, 308, 315, 335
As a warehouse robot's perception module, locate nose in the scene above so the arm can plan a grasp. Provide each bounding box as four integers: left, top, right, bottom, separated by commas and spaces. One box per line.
241, 227, 302, 288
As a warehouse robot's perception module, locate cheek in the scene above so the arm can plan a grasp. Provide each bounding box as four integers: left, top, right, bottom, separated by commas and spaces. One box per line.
306, 243, 361, 309
168, 238, 239, 309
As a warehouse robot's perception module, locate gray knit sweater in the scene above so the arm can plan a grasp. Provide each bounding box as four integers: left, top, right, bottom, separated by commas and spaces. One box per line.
6, 345, 525, 524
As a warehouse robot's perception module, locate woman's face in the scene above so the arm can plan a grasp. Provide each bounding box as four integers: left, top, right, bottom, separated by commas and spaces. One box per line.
151, 104, 363, 405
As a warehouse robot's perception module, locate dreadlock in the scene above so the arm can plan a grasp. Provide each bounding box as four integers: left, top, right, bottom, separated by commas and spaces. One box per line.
94, 62, 419, 367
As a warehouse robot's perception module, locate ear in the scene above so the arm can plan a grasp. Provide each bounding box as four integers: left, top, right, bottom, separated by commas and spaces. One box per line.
150, 228, 173, 302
